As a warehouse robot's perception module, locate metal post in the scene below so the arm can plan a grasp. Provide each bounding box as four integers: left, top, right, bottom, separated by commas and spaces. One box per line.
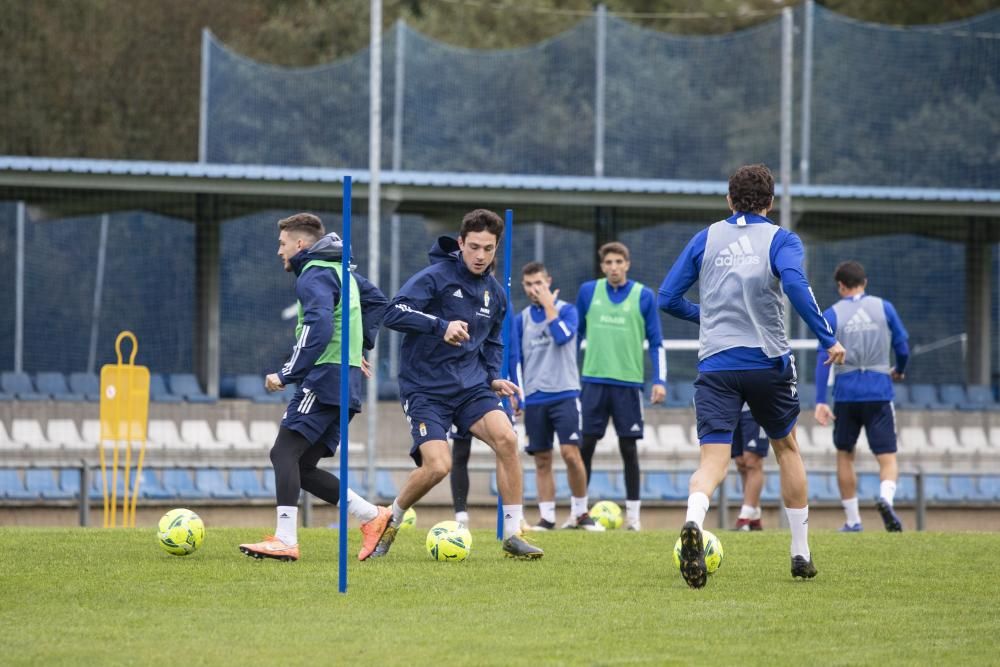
779, 8, 793, 233
366, 0, 383, 501
79, 464, 90, 527
194, 198, 221, 398
388, 19, 405, 383
198, 28, 210, 163
302, 490, 312, 528
799, 0, 814, 185
718, 480, 729, 530
593, 4, 607, 178
87, 214, 109, 374
915, 469, 926, 531
14, 202, 25, 373
966, 221, 991, 385
534, 222, 545, 264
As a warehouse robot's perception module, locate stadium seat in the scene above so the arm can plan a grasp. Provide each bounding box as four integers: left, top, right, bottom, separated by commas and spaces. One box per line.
958, 426, 989, 453
57, 468, 83, 498
149, 374, 183, 403
47, 419, 90, 453
195, 468, 243, 499
938, 384, 970, 410
13, 419, 59, 452
133, 468, 172, 500
899, 426, 929, 453
25, 468, 73, 499
35, 372, 84, 401
554, 470, 571, 499
81, 420, 101, 447
217, 420, 257, 451
892, 384, 913, 409
810, 426, 835, 453
796, 426, 825, 456
375, 470, 397, 499
161, 469, 207, 498
229, 468, 267, 498
909, 384, 949, 410
979, 475, 1000, 502
922, 474, 951, 502
666, 383, 695, 408
180, 420, 227, 453
490, 470, 537, 501
895, 474, 916, 502
964, 385, 1000, 411
1, 371, 48, 401
88, 468, 133, 501
636, 428, 663, 454
642, 471, 687, 500
856, 472, 881, 500
0, 469, 37, 499
147, 420, 190, 452
167, 374, 215, 404
219, 375, 237, 399
807, 472, 840, 502
249, 421, 279, 448
0, 421, 24, 453
654, 424, 690, 455
262, 468, 276, 495
588, 471, 624, 500
68, 372, 100, 401
234, 374, 267, 401
760, 471, 782, 502
928, 426, 960, 454
946, 475, 982, 502
797, 382, 817, 408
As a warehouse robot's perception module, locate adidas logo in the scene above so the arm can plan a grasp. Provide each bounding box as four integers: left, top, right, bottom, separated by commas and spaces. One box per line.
630, 423, 641, 432
714, 235, 761, 267
568, 432, 579, 441
844, 308, 879, 334
504, 514, 513, 519
452, 288, 463, 298
279, 513, 290, 519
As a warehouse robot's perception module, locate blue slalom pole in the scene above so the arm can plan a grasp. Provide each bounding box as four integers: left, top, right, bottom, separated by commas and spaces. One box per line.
497, 208, 514, 541
338, 176, 352, 594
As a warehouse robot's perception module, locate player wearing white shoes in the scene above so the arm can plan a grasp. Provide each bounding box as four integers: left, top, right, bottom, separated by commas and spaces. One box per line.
660, 164, 846, 587
239, 213, 391, 563
577, 242, 668, 531
510, 262, 603, 532
814, 260, 909, 533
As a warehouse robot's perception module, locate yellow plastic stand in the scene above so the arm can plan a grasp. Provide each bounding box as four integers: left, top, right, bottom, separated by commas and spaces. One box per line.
99, 332, 150, 527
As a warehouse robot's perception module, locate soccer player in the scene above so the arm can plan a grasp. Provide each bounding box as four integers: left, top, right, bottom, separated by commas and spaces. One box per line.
512, 262, 603, 531
732, 403, 769, 531
239, 213, 392, 562
659, 164, 846, 588
814, 260, 909, 532
371, 209, 543, 559
577, 242, 667, 531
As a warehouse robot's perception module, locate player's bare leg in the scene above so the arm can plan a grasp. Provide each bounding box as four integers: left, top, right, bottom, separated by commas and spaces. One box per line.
734, 452, 764, 530
771, 429, 817, 579
472, 410, 543, 559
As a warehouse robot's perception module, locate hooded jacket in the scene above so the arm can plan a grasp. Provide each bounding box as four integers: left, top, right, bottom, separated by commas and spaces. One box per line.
276, 232, 387, 411
383, 236, 506, 399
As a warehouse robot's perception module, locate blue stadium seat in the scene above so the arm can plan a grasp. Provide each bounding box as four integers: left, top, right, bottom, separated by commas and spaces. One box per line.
856, 472, 881, 500
26, 468, 73, 499
375, 470, 397, 499
922, 474, 951, 502
807, 472, 840, 502
895, 474, 916, 502
909, 384, 949, 410
489, 470, 538, 501
263, 468, 276, 495
167, 374, 216, 404
946, 475, 982, 502
666, 383, 695, 408
195, 468, 243, 499
1, 372, 48, 401
643, 471, 687, 500
35, 372, 84, 401
0, 469, 37, 499
88, 469, 138, 500
760, 471, 782, 502
588, 471, 624, 500
964, 385, 1000, 411
219, 375, 237, 399
161, 469, 208, 498
136, 469, 173, 500
149, 374, 183, 403
58, 468, 83, 498
554, 470, 570, 499
377, 378, 400, 402
234, 374, 267, 401
979, 475, 1000, 501
938, 384, 968, 410
68, 372, 100, 401
892, 384, 913, 409
229, 468, 267, 498
0, 391, 12, 401
797, 382, 817, 408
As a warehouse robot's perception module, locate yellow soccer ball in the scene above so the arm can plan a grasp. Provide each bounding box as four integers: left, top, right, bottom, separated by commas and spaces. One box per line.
672, 529, 724, 574
157, 508, 205, 556
399, 507, 417, 531
425, 520, 472, 561
589, 500, 623, 530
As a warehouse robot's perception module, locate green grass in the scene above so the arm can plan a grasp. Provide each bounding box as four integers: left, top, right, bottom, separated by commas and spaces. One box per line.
2, 526, 998, 666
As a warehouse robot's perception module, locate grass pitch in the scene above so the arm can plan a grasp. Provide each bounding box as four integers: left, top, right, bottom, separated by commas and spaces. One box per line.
2, 526, 997, 665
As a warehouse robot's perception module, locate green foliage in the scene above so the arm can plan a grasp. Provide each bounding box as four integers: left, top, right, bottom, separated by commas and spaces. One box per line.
2, 526, 998, 665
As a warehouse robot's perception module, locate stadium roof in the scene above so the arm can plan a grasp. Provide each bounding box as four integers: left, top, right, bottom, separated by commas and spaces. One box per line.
2, 156, 999, 215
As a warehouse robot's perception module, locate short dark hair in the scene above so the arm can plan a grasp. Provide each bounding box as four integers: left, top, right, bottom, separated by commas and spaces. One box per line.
834, 260, 867, 288
278, 213, 324, 241
459, 209, 504, 242
598, 241, 629, 262
728, 164, 774, 214
521, 261, 547, 277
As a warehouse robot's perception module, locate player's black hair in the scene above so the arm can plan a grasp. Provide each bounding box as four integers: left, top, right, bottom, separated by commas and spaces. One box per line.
521, 261, 547, 276
834, 260, 867, 288
459, 209, 504, 242
728, 164, 774, 214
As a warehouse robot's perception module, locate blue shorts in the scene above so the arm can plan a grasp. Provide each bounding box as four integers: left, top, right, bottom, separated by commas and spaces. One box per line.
694, 364, 799, 444
282, 388, 355, 455
833, 401, 897, 454
731, 411, 769, 459
402, 386, 510, 465
581, 382, 644, 439
524, 397, 582, 454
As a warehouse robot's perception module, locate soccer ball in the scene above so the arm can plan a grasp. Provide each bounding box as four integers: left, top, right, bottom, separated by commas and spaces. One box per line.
157, 508, 205, 556
425, 520, 472, 562
399, 507, 417, 531
589, 500, 623, 530
672, 529, 724, 574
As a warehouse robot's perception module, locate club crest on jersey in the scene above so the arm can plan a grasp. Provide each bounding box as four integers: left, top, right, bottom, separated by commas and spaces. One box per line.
484, 290, 490, 308
419, 422, 427, 437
